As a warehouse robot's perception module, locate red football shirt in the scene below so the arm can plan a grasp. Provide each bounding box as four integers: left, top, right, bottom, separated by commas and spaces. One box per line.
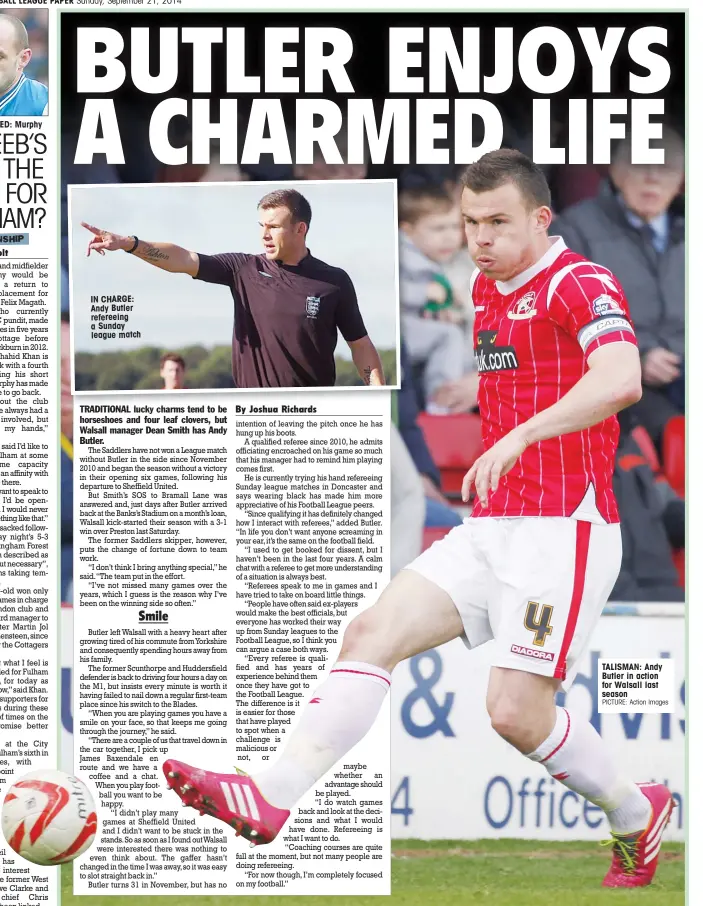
471, 237, 637, 523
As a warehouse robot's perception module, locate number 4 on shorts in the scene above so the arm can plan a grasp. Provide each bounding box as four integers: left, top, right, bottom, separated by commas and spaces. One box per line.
523, 601, 554, 647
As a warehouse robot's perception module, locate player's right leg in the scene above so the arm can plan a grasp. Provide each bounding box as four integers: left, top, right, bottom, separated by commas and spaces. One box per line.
164, 563, 472, 844
484, 517, 675, 887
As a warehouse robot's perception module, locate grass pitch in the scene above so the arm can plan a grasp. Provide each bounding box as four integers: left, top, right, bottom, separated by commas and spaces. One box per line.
61, 838, 684, 905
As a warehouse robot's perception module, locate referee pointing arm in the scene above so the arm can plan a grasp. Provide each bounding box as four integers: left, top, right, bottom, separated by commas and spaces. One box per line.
82, 188, 385, 389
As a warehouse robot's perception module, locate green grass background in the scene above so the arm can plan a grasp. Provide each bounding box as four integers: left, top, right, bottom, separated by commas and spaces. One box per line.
61, 838, 684, 905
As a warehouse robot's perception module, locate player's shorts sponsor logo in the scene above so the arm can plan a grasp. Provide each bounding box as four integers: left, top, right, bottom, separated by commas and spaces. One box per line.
306, 296, 321, 318
577, 315, 633, 351
592, 294, 624, 317
507, 291, 537, 320
510, 644, 555, 662
475, 330, 519, 372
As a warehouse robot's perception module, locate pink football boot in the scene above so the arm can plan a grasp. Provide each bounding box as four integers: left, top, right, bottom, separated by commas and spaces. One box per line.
602, 782, 675, 887
163, 759, 290, 845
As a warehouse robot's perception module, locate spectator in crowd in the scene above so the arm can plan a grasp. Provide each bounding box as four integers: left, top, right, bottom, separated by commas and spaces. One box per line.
432, 369, 480, 414
556, 127, 685, 448
551, 163, 608, 212
160, 352, 187, 390
397, 343, 463, 529
398, 163, 465, 203
398, 186, 468, 409
610, 410, 684, 603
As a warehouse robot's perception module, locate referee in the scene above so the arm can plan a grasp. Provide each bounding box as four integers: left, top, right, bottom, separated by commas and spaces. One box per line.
82, 189, 385, 389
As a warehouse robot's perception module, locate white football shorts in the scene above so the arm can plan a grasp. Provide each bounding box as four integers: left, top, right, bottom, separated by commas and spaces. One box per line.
407, 516, 622, 690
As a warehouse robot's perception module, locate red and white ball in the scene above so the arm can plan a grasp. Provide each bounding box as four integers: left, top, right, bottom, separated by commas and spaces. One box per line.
1, 770, 98, 865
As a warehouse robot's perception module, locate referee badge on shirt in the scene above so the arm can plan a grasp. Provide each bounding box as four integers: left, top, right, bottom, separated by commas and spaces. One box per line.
306, 296, 321, 318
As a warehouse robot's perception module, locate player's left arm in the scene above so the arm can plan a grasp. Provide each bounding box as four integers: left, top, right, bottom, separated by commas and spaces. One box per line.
463, 267, 641, 505
520, 341, 641, 442
521, 267, 642, 438
348, 336, 386, 386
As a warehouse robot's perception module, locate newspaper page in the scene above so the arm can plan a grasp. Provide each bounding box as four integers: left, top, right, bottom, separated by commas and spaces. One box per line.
0, 3, 692, 906
0, 7, 58, 904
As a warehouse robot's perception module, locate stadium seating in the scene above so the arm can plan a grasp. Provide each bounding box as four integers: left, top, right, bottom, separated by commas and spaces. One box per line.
672, 548, 685, 588
662, 415, 685, 497
662, 417, 685, 589
631, 425, 661, 473
416, 412, 483, 498
630, 422, 685, 589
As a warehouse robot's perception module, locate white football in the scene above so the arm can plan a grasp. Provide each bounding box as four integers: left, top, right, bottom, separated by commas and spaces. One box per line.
1, 770, 98, 865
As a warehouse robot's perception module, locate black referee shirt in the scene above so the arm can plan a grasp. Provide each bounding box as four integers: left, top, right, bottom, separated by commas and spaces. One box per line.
194, 250, 368, 388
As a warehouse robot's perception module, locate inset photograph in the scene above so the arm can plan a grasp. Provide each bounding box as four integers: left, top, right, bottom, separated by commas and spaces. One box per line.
69, 180, 399, 391
0, 9, 48, 115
